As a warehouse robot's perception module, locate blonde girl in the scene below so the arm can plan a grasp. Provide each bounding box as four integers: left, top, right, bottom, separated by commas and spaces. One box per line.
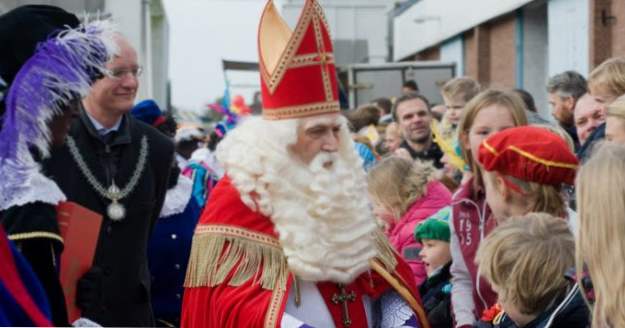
576, 143, 625, 328
449, 89, 528, 327
368, 157, 451, 285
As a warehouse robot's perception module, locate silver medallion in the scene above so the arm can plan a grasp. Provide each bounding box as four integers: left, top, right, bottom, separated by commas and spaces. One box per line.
107, 201, 126, 221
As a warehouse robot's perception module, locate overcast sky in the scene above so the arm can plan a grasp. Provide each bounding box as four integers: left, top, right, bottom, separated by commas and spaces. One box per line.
162, 0, 270, 112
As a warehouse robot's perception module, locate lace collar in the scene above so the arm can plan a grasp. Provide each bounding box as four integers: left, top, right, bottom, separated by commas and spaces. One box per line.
0, 161, 65, 211
160, 174, 194, 218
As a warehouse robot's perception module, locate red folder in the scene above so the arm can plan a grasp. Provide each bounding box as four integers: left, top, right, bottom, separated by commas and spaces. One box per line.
56, 201, 103, 322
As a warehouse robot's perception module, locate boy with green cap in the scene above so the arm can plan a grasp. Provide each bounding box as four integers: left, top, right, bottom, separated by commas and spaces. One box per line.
415, 206, 453, 328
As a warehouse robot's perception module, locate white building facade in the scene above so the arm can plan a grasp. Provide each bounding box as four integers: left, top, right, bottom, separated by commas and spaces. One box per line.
277, 0, 397, 65
392, 0, 591, 119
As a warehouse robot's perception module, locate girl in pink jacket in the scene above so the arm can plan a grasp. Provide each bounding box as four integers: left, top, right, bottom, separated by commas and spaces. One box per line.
368, 157, 452, 286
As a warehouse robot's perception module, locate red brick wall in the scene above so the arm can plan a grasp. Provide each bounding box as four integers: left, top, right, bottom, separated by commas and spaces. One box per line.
590, 0, 612, 67
475, 26, 491, 84
415, 47, 441, 61
609, 0, 625, 58
464, 30, 478, 78
486, 14, 516, 88
464, 27, 492, 84
462, 15, 515, 88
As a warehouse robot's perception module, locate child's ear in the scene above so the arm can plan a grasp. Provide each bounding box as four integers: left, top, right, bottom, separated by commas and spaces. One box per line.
494, 174, 512, 200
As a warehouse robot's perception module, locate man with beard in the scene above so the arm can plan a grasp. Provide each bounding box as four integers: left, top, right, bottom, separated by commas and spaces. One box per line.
394, 94, 444, 168
546, 71, 587, 150
181, 1, 429, 327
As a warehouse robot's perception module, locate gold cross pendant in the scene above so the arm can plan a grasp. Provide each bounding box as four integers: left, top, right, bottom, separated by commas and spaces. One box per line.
331, 284, 356, 327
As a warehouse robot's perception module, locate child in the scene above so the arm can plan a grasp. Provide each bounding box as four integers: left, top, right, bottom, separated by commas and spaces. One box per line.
415, 207, 453, 328
383, 122, 402, 153
576, 143, 625, 328
477, 125, 579, 224
579, 57, 625, 160
587, 57, 625, 113
450, 89, 528, 327
433, 77, 482, 188
368, 157, 451, 285
475, 213, 590, 328
441, 77, 482, 132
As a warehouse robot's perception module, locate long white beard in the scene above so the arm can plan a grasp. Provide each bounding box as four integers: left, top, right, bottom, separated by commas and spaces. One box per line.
268, 152, 378, 284
217, 117, 379, 284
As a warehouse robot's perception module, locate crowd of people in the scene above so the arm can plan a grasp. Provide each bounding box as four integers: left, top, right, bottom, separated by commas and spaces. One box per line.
1, 1, 625, 328
341, 54, 625, 327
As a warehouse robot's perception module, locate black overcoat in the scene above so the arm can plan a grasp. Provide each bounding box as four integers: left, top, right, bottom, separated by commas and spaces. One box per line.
44, 108, 174, 326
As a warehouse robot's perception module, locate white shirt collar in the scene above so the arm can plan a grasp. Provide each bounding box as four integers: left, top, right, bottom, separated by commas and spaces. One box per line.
85, 110, 122, 136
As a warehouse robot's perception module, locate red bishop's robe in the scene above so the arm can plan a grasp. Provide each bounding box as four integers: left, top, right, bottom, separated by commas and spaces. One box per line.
182, 177, 430, 328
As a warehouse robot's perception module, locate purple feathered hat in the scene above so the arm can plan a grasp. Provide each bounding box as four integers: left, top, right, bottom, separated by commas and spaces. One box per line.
0, 10, 118, 209
0, 19, 118, 161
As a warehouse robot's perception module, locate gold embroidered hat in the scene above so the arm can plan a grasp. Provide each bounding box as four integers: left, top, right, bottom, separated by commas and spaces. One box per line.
258, 0, 340, 120
478, 126, 579, 186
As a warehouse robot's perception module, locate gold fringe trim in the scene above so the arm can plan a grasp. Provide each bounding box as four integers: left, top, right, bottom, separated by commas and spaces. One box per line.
8, 231, 64, 244
184, 225, 289, 291
373, 229, 398, 272
264, 279, 287, 328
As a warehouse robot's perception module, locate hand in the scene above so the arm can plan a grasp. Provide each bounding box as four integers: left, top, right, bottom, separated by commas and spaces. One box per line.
76, 266, 103, 312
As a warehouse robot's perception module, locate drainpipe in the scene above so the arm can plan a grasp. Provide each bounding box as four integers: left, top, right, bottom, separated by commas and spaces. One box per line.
141, 0, 153, 98
515, 8, 524, 88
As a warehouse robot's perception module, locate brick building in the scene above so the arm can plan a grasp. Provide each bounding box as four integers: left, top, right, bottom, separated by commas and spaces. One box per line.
393, 0, 625, 118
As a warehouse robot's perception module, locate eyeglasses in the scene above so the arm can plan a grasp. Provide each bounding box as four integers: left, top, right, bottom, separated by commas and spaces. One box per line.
104, 66, 143, 80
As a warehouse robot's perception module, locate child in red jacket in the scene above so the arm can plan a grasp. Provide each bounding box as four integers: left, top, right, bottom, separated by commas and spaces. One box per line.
368, 156, 451, 285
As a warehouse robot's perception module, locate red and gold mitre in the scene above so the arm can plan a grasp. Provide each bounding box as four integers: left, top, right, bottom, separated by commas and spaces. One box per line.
258, 0, 340, 120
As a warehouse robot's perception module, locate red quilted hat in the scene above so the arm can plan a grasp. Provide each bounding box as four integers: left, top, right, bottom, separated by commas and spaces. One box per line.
478, 126, 579, 186
257, 0, 340, 120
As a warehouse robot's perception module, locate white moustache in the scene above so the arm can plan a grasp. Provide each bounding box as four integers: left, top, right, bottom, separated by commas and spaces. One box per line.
309, 152, 340, 171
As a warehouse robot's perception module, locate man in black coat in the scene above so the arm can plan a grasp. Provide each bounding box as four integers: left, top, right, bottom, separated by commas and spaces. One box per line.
44, 34, 174, 326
